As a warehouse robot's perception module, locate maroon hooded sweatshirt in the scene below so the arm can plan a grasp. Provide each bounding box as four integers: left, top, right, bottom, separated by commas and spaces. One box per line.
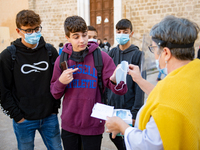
50, 42, 127, 135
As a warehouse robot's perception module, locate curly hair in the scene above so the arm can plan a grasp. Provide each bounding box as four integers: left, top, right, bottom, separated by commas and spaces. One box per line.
16, 10, 41, 28
64, 16, 87, 37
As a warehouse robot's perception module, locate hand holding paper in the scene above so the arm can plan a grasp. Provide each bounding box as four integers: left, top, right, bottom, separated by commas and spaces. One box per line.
91, 103, 132, 124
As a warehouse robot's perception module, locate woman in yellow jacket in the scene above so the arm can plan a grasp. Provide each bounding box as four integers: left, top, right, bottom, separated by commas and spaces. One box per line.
106, 15, 200, 150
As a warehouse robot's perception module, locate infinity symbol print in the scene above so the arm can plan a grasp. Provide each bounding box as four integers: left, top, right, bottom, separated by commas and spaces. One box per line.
21, 61, 49, 74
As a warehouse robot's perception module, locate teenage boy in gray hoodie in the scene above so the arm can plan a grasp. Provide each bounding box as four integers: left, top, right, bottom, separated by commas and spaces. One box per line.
107, 19, 145, 150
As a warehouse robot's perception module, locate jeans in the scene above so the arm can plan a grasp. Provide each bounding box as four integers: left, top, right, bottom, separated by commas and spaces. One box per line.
13, 114, 62, 150
61, 129, 102, 150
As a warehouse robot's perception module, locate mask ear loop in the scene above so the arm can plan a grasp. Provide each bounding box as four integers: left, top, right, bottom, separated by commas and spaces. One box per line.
164, 60, 168, 76
165, 60, 168, 69
114, 82, 125, 91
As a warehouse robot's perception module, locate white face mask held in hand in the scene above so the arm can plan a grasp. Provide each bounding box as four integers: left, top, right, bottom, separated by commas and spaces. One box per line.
114, 61, 129, 91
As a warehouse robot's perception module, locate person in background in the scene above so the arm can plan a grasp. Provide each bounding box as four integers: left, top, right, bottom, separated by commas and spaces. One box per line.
102, 38, 111, 52
87, 26, 108, 54
0, 9, 62, 150
97, 38, 104, 48
106, 15, 200, 150
87, 25, 98, 42
50, 16, 127, 150
107, 18, 145, 150
59, 42, 64, 55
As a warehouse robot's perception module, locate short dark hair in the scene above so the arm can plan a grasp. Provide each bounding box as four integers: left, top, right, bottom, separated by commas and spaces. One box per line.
150, 15, 199, 60
64, 16, 87, 37
116, 19, 133, 31
16, 10, 41, 28
87, 26, 97, 33
103, 38, 107, 41
59, 43, 63, 47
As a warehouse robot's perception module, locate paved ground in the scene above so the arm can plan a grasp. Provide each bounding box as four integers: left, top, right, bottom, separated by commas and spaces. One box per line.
0, 72, 160, 150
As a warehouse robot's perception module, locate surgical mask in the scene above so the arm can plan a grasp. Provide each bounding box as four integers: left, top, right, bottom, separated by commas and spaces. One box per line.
88, 38, 97, 42
115, 61, 129, 91
116, 34, 130, 45
23, 32, 42, 44
155, 56, 168, 76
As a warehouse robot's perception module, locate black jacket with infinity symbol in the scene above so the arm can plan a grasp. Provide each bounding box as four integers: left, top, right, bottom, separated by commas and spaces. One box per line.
0, 37, 60, 122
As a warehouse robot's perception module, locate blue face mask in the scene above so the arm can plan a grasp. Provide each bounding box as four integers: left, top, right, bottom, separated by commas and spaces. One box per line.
116, 34, 130, 45
155, 56, 168, 76
24, 32, 42, 44
88, 38, 97, 43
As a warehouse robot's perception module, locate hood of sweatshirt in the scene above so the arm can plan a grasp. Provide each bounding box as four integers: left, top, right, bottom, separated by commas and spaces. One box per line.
12, 36, 46, 52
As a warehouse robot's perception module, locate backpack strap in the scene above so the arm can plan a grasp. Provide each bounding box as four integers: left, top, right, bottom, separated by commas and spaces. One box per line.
93, 48, 106, 104
59, 51, 68, 70
6, 45, 17, 70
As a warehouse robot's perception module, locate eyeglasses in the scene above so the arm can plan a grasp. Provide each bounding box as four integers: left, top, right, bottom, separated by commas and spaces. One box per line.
19, 26, 42, 35
148, 45, 157, 53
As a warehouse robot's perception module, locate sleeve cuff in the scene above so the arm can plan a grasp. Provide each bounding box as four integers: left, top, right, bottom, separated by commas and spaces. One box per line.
124, 126, 134, 138
124, 127, 135, 150
55, 78, 68, 89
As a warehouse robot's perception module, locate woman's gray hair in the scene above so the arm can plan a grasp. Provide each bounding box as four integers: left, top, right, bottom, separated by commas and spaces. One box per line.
150, 15, 199, 60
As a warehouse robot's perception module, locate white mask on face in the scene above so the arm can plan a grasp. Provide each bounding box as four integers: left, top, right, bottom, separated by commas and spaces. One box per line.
88, 39, 97, 42
115, 61, 129, 91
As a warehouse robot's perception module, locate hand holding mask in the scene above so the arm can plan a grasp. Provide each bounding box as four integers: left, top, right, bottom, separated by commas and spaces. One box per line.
114, 61, 129, 91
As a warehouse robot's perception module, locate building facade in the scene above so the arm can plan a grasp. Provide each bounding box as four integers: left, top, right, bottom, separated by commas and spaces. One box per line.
1, 0, 200, 53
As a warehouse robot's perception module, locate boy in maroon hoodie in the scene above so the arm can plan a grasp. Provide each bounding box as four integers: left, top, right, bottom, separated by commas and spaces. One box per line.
50, 16, 127, 150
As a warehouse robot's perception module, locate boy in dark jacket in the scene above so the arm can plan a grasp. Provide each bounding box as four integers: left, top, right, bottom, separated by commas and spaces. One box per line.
107, 19, 145, 150
50, 16, 127, 150
0, 10, 62, 150
102, 38, 111, 52
87, 25, 98, 42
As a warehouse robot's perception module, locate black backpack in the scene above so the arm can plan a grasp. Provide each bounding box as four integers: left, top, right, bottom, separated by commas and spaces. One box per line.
59, 48, 106, 104
0, 43, 54, 100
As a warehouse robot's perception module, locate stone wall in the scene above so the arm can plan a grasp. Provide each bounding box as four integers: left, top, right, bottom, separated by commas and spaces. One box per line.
27, 0, 200, 54
122, 0, 200, 55
28, 0, 77, 49
0, 0, 28, 52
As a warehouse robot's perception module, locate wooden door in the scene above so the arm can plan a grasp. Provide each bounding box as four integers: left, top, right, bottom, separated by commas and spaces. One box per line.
90, 0, 114, 45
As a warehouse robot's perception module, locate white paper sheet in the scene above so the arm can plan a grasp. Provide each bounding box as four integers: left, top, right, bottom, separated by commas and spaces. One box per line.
91, 103, 114, 120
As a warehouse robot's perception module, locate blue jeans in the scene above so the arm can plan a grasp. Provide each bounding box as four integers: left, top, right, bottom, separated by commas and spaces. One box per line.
13, 114, 62, 150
